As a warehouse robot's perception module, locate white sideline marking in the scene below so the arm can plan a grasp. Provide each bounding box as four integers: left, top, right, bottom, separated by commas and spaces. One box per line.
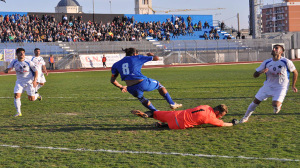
0, 97, 253, 100
0, 144, 298, 162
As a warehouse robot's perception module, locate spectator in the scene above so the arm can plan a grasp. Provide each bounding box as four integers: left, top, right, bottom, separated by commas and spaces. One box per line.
203, 32, 208, 40
209, 32, 214, 40
102, 55, 107, 68
236, 31, 241, 39
204, 21, 209, 29
215, 32, 220, 40
187, 15, 192, 25
0, 13, 229, 43
197, 21, 202, 31
220, 21, 225, 31
187, 25, 194, 36
48, 55, 55, 70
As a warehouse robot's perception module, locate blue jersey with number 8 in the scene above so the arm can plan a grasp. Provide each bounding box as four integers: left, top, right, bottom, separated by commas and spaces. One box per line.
111, 55, 153, 81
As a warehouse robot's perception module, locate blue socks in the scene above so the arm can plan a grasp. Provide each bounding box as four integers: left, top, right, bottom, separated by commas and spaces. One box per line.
145, 102, 157, 112
163, 93, 175, 105
139, 97, 157, 112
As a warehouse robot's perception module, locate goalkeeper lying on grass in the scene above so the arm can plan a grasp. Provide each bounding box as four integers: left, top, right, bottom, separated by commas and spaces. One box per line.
131, 104, 238, 129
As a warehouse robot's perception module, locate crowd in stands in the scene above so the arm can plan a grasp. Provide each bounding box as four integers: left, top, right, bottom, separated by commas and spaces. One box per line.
0, 13, 226, 43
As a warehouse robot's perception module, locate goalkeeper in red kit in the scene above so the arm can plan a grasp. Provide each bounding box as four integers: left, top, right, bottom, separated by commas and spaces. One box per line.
131, 104, 238, 129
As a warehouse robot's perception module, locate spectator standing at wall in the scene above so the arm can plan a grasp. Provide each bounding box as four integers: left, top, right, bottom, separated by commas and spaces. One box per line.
102, 55, 107, 68
49, 55, 55, 70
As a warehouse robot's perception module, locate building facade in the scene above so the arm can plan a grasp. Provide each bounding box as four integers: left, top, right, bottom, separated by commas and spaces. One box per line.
262, 0, 300, 33
55, 0, 82, 13
135, 0, 153, 14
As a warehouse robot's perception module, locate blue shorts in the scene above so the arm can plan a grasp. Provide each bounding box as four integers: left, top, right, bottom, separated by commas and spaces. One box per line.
127, 78, 160, 98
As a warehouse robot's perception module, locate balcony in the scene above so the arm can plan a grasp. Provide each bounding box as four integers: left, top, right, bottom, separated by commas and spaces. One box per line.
275, 10, 284, 14
276, 17, 285, 20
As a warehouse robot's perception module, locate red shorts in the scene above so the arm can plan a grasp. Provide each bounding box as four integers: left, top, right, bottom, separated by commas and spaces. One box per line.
153, 111, 181, 129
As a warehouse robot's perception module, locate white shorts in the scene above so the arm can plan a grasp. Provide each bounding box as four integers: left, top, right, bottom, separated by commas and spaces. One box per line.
14, 81, 36, 96
255, 85, 288, 103
37, 73, 46, 83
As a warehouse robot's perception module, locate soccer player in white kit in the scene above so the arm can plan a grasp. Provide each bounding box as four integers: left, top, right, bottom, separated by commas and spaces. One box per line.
4, 48, 41, 117
29, 48, 48, 96
240, 44, 298, 123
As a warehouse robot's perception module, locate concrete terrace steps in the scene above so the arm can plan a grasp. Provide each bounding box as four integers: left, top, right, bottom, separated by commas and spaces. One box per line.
59, 41, 160, 54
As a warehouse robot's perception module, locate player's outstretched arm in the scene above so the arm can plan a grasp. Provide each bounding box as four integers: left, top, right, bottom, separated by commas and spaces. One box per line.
4, 68, 12, 73
223, 119, 238, 127
110, 75, 127, 93
223, 122, 234, 127
253, 68, 269, 78
152, 56, 159, 61
147, 53, 159, 61
292, 69, 298, 92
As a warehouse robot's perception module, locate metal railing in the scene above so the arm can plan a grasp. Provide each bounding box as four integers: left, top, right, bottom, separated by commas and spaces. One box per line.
0, 38, 295, 70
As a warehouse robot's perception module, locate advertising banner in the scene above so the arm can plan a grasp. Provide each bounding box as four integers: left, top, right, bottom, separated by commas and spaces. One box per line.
4, 49, 15, 62
0, 49, 4, 61
144, 57, 164, 66
79, 54, 125, 68
79, 54, 164, 68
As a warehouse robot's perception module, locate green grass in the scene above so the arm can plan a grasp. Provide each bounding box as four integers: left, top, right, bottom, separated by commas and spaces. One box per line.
0, 62, 299, 167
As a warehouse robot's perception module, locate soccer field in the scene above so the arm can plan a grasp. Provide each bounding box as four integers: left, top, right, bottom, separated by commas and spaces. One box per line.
0, 62, 299, 167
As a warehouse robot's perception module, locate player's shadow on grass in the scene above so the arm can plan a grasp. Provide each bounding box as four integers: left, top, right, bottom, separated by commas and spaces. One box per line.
169, 85, 261, 90
224, 112, 300, 117
247, 113, 300, 116
1, 124, 169, 132
135, 96, 254, 101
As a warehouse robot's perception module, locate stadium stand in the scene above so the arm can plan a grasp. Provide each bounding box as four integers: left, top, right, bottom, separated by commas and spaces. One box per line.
0, 12, 234, 44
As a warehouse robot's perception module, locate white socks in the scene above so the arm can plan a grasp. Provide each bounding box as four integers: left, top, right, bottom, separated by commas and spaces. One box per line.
34, 93, 40, 101
273, 104, 282, 114
242, 102, 259, 120
14, 98, 21, 114
35, 84, 42, 93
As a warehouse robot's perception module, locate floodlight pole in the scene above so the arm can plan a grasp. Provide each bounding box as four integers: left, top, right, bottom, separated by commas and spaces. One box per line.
237, 13, 240, 33
110, 0, 112, 14
93, 0, 95, 23
273, 0, 275, 32
249, 0, 261, 39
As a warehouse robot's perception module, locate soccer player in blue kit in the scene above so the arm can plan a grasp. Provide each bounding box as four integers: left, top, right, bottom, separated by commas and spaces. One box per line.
111, 48, 182, 112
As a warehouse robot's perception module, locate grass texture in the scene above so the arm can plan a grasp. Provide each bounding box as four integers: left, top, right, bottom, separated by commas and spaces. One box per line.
0, 62, 299, 167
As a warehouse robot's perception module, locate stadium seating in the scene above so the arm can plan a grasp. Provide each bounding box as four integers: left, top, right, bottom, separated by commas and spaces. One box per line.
0, 43, 67, 55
